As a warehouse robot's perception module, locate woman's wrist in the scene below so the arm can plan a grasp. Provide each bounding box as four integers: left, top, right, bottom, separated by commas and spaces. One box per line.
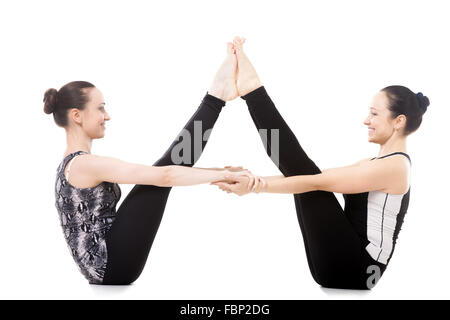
221, 170, 231, 180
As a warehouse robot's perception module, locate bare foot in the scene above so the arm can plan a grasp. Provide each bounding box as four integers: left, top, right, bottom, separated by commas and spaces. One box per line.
233, 37, 262, 96
208, 43, 239, 101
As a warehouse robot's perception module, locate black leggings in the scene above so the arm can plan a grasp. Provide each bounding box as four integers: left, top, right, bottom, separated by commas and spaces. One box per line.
242, 86, 386, 290
102, 93, 225, 285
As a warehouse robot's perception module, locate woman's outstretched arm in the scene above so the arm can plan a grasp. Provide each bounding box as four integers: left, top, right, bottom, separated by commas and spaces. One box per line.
76, 154, 252, 187
213, 156, 409, 195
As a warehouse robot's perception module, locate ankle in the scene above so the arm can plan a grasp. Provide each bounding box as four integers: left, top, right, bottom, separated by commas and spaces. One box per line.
208, 88, 226, 101
238, 78, 262, 97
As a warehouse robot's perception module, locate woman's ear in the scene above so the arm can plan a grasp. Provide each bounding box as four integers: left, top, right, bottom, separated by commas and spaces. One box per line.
394, 114, 407, 132
69, 108, 83, 125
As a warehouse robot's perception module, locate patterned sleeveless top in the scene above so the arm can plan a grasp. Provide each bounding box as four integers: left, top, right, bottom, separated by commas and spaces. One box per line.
54, 151, 121, 284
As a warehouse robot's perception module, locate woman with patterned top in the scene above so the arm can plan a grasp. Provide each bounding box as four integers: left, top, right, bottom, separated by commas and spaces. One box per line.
46, 43, 251, 285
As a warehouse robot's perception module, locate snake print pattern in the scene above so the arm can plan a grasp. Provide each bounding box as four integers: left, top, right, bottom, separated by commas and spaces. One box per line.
54, 151, 121, 284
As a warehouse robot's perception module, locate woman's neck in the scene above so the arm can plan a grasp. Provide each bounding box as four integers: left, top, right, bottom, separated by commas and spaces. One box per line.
378, 135, 407, 157
64, 128, 92, 156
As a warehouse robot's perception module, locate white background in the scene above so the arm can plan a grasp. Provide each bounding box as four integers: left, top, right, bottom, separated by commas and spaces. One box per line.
0, 0, 448, 299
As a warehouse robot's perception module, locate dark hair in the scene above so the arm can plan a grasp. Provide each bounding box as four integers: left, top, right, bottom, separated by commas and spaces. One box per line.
43, 81, 95, 127
381, 85, 430, 136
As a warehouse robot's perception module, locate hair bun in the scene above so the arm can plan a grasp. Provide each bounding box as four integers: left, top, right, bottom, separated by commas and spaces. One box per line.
43, 88, 58, 114
416, 92, 430, 113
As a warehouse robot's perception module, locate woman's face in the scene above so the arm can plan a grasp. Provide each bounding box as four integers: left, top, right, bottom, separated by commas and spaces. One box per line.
363, 91, 399, 144
78, 87, 111, 139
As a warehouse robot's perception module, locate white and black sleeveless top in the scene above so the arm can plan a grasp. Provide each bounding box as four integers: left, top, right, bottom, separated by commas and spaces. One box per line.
343, 152, 411, 265
54, 151, 121, 284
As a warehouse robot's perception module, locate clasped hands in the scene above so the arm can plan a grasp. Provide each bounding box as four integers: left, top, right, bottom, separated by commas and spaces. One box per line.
211, 166, 267, 196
